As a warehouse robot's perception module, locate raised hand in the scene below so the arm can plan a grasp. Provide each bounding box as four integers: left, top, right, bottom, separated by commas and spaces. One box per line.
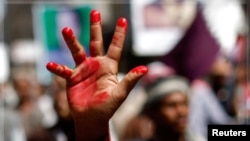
46, 10, 148, 141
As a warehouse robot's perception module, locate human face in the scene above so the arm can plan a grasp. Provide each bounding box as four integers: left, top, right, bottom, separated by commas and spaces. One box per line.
157, 92, 189, 133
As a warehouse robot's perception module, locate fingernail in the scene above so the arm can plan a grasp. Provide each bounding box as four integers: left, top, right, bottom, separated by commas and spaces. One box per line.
62, 27, 73, 40
131, 66, 148, 74
90, 10, 101, 23
117, 17, 127, 28
46, 62, 58, 71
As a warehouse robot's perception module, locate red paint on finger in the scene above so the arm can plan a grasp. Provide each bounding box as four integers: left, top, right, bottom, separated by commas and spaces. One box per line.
117, 17, 127, 30
62, 27, 74, 41
90, 10, 101, 23
61, 65, 73, 78
112, 35, 119, 45
46, 62, 58, 72
74, 53, 86, 65
131, 66, 148, 74
90, 42, 98, 56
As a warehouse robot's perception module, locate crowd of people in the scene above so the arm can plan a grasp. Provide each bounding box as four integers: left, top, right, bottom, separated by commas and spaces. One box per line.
0, 1, 248, 141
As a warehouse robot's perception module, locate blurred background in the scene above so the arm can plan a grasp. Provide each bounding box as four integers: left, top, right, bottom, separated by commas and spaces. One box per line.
0, 0, 248, 141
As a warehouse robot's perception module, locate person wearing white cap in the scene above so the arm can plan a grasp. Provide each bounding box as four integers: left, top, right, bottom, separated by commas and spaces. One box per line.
122, 75, 206, 141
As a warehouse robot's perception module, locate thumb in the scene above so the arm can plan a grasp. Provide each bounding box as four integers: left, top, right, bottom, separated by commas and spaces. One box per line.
115, 65, 148, 100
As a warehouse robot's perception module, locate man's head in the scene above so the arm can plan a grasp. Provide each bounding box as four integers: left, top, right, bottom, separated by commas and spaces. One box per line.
155, 91, 189, 133
144, 75, 190, 134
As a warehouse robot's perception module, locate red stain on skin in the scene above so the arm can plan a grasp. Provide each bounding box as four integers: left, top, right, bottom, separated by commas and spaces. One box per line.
46, 62, 73, 79
112, 35, 119, 45
68, 83, 109, 109
61, 65, 73, 78
61, 27, 86, 65
67, 58, 109, 108
69, 58, 100, 85
46, 62, 58, 72
90, 33, 95, 40
117, 17, 127, 27
117, 17, 128, 31
62, 27, 73, 41
131, 66, 148, 74
90, 10, 101, 23
91, 92, 109, 106
89, 42, 99, 57
74, 53, 86, 65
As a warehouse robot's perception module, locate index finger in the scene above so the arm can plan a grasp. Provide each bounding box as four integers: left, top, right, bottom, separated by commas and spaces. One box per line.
62, 27, 86, 66
106, 17, 127, 62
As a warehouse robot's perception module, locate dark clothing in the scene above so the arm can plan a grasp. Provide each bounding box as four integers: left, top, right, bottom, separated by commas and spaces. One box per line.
49, 118, 75, 141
